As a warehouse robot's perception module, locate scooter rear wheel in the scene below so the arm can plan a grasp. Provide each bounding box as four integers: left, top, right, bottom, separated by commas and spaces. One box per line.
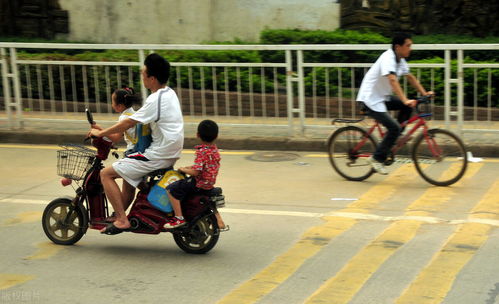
42, 198, 88, 245
173, 214, 219, 254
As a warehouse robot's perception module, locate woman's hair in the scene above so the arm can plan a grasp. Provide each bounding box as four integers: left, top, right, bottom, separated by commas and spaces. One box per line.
113, 87, 141, 108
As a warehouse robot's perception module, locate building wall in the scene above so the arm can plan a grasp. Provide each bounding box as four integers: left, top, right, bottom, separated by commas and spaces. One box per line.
57, 0, 340, 43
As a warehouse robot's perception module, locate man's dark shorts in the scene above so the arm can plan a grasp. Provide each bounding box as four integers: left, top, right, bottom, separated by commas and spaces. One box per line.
167, 177, 198, 201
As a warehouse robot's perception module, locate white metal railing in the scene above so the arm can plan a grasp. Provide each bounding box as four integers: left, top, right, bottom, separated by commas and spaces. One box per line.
1, 43, 498, 135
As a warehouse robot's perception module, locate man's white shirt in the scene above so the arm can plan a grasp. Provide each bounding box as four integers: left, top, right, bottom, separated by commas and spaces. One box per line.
356, 48, 410, 112
129, 87, 184, 160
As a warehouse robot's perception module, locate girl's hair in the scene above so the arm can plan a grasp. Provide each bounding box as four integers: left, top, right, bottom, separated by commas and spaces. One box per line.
113, 87, 141, 108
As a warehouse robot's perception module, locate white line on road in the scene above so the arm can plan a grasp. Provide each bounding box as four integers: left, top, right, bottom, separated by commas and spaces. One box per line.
2, 198, 499, 227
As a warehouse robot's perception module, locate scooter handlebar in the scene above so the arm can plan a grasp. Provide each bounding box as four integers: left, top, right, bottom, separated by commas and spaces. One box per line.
86, 108, 95, 126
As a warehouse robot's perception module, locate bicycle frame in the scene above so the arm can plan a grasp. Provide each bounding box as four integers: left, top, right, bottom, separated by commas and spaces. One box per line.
365, 112, 434, 156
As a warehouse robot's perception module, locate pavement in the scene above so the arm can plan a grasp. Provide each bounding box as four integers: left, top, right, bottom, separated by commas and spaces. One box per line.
0, 112, 499, 156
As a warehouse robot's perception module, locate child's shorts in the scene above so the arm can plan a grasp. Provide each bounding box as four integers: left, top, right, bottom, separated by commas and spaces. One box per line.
167, 177, 198, 201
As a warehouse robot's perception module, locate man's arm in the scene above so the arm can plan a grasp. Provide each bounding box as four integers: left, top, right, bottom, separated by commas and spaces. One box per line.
89, 118, 138, 138
406, 73, 431, 96
387, 74, 417, 107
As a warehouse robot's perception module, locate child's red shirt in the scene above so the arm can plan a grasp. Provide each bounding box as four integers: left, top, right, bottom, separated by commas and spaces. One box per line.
191, 144, 220, 190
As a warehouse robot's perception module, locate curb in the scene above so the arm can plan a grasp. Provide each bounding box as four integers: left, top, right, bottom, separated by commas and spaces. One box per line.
0, 130, 327, 152
1, 130, 498, 156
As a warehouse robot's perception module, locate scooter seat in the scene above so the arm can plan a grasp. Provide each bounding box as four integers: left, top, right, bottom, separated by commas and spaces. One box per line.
201, 187, 223, 196
146, 166, 174, 178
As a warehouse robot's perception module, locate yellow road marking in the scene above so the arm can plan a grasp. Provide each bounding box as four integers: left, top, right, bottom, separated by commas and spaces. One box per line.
396, 178, 499, 304
305, 220, 421, 304
217, 165, 415, 304
305, 154, 329, 158
1, 144, 498, 162
343, 164, 415, 213
469, 180, 499, 220
217, 217, 357, 304
406, 163, 482, 217
0, 144, 254, 155
305, 163, 481, 304
2, 211, 43, 226
0, 274, 35, 290
396, 223, 490, 304
24, 242, 66, 260
0, 144, 60, 150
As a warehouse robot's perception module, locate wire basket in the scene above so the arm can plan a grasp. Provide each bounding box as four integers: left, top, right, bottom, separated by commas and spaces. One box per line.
57, 145, 96, 180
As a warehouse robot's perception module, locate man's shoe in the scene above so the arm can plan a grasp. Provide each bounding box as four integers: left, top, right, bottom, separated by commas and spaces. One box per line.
367, 156, 388, 175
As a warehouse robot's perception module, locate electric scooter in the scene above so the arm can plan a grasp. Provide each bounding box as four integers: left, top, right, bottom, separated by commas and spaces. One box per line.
41, 110, 225, 254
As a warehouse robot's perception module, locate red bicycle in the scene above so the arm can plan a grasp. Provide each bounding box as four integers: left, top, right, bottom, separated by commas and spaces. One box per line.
41, 110, 226, 254
327, 96, 468, 186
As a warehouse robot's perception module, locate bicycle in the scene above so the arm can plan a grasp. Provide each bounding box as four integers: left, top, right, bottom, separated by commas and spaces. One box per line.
327, 95, 468, 186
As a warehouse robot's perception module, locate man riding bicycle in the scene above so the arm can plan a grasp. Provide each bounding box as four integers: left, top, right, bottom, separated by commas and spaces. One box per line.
357, 32, 433, 175
89, 53, 184, 234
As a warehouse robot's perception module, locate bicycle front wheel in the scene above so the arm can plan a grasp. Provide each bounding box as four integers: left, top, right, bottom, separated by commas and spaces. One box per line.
328, 126, 376, 181
412, 128, 468, 186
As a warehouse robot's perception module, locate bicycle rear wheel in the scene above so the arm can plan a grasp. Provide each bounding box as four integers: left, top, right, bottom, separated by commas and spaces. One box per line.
412, 128, 468, 186
328, 126, 376, 181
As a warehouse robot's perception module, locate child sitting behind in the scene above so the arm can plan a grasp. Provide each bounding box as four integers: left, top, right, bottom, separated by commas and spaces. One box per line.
164, 120, 227, 230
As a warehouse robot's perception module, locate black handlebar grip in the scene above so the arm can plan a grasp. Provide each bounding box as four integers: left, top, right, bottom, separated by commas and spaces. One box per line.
85, 109, 95, 125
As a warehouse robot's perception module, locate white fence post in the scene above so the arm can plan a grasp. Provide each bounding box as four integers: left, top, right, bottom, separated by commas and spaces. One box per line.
138, 49, 147, 102
297, 50, 305, 135
285, 50, 294, 136
0, 48, 12, 128
457, 49, 464, 136
444, 49, 452, 130
10, 48, 23, 129
1, 47, 23, 129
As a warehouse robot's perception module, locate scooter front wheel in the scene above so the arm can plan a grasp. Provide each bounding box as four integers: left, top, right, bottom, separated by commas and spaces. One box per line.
173, 214, 219, 254
42, 198, 88, 245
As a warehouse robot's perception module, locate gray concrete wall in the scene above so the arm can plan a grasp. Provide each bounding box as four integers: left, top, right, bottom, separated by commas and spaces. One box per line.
57, 0, 340, 43
211, 0, 340, 42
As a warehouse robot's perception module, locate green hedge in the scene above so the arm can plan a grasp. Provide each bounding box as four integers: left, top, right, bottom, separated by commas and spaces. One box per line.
260, 29, 388, 64
408, 58, 498, 107
2, 30, 497, 109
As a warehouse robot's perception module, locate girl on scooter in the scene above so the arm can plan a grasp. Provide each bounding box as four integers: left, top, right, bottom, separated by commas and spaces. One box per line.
90, 87, 141, 223
90, 87, 141, 149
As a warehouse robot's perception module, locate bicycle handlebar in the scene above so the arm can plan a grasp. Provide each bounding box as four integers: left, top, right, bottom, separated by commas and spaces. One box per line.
416, 95, 432, 104
415, 95, 433, 113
